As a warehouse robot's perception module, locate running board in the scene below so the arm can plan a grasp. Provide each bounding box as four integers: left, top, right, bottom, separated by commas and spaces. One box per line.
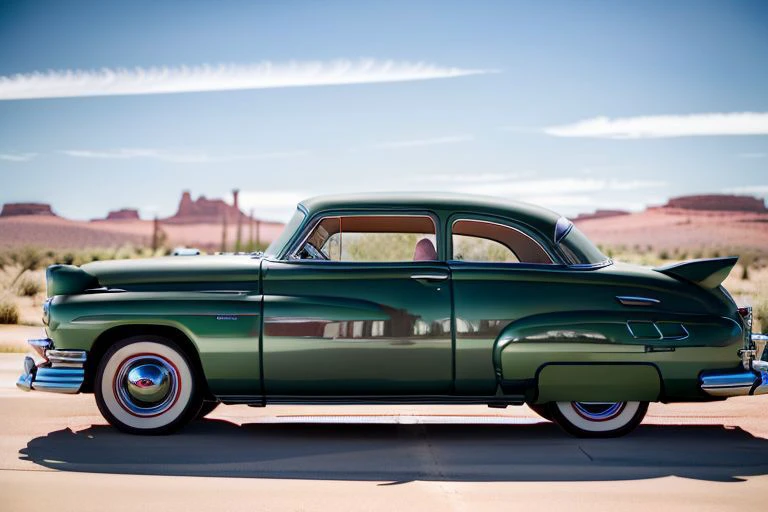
217, 394, 526, 406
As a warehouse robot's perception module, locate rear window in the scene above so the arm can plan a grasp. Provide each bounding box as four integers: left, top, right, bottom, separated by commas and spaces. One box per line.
558, 222, 609, 265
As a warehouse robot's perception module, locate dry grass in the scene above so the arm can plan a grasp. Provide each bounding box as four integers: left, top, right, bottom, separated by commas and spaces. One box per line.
0, 295, 19, 324
15, 273, 42, 297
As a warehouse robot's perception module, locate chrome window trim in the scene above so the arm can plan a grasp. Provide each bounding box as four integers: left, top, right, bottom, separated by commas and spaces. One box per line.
283, 211, 440, 263
554, 217, 574, 244
447, 217, 557, 265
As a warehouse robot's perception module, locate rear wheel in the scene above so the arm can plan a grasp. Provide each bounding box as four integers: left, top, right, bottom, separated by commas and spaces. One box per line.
550, 401, 648, 438
94, 335, 202, 435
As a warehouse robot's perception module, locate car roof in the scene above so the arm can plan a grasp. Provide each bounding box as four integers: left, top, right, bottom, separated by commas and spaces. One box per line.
298, 192, 563, 237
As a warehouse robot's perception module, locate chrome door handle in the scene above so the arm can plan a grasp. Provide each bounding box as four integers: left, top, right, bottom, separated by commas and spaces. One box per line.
410, 274, 449, 281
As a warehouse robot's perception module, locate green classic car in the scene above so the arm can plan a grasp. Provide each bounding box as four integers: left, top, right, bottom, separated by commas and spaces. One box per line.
16, 193, 768, 437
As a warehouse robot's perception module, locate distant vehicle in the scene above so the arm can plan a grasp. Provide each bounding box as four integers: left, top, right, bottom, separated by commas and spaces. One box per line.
16, 193, 768, 437
171, 247, 201, 256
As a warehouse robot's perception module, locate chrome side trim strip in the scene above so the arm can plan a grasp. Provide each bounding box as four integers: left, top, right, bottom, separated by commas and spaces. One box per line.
617, 296, 661, 306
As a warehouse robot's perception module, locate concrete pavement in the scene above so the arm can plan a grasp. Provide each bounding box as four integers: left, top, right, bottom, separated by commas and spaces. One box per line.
1, 353, 768, 511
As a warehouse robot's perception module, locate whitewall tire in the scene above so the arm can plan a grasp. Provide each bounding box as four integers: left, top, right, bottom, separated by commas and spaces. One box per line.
95, 336, 202, 435
550, 401, 648, 438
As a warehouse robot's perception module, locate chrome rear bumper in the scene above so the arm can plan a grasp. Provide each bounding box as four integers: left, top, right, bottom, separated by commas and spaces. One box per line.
701, 333, 768, 397
16, 339, 86, 394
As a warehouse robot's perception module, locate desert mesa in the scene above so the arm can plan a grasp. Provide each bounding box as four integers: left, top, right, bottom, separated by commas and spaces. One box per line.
0, 190, 284, 251
0, 191, 766, 253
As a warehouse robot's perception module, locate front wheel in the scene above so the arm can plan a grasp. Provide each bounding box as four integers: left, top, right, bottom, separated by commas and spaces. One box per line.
550, 401, 648, 438
94, 336, 202, 435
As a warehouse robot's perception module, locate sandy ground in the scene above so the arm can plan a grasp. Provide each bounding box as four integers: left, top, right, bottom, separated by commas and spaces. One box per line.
1, 353, 768, 511
0, 216, 285, 250
576, 209, 768, 251
0, 325, 45, 352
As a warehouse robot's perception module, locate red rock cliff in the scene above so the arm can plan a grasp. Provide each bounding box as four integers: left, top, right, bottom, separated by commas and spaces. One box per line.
105, 208, 141, 221
663, 194, 767, 212
0, 203, 56, 217
164, 190, 249, 224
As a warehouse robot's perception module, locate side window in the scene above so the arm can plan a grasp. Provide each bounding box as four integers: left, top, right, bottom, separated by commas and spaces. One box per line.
451, 219, 554, 264
295, 215, 437, 262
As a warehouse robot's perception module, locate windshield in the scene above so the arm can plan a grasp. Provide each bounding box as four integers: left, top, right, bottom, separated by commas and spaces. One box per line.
264, 208, 306, 258
557, 221, 610, 265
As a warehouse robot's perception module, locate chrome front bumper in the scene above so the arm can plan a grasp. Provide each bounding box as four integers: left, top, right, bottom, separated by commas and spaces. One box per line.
701, 333, 768, 397
16, 338, 87, 394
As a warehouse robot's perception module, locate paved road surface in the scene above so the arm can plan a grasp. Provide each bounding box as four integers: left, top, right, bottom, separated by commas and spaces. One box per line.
1, 353, 767, 511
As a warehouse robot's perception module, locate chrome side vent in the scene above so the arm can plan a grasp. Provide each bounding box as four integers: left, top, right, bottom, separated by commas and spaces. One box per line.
616, 296, 660, 307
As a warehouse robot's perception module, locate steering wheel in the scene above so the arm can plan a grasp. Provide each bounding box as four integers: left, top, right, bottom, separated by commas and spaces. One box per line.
300, 243, 329, 261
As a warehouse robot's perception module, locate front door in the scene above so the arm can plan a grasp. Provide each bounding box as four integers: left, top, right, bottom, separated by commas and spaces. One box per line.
261, 213, 453, 396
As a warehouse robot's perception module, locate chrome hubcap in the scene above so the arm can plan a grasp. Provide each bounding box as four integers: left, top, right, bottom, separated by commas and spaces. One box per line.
571, 401, 625, 421
115, 355, 179, 416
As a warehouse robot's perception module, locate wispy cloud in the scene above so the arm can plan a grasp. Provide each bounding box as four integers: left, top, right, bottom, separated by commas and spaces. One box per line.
0, 60, 495, 101
60, 148, 307, 163
0, 152, 36, 162
370, 134, 474, 149
737, 152, 767, 159
457, 177, 667, 196
410, 171, 534, 183
237, 190, 308, 222
724, 185, 768, 196
545, 112, 768, 139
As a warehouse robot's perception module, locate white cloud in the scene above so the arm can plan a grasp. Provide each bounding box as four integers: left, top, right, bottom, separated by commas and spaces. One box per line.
410, 171, 534, 183
0, 152, 36, 162
737, 152, 767, 159
61, 148, 307, 163
237, 190, 308, 222
458, 177, 666, 196
545, 112, 768, 139
370, 135, 474, 149
0, 60, 495, 101
724, 185, 768, 196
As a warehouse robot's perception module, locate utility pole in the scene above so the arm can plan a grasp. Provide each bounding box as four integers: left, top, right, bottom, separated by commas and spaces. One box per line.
220, 213, 228, 253
248, 209, 255, 252
152, 215, 160, 252
233, 189, 242, 252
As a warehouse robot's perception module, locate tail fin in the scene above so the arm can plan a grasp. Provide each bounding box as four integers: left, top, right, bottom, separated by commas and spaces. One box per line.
654, 257, 738, 289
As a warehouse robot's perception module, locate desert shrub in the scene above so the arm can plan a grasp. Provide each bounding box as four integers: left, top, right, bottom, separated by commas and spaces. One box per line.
8, 247, 44, 286
0, 295, 19, 324
58, 252, 76, 265
659, 249, 670, 260
15, 274, 42, 297
755, 299, 768, 334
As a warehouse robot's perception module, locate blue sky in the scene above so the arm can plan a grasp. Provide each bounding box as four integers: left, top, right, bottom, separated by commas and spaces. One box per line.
1, 0, 767, 221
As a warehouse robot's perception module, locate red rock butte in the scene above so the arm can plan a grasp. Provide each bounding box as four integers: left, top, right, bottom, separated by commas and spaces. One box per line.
163, 190, 251, 224
661, 194, 767, 212
104, 208, 141, 221
573, 209, 630, 221
0, 203, 56, 217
